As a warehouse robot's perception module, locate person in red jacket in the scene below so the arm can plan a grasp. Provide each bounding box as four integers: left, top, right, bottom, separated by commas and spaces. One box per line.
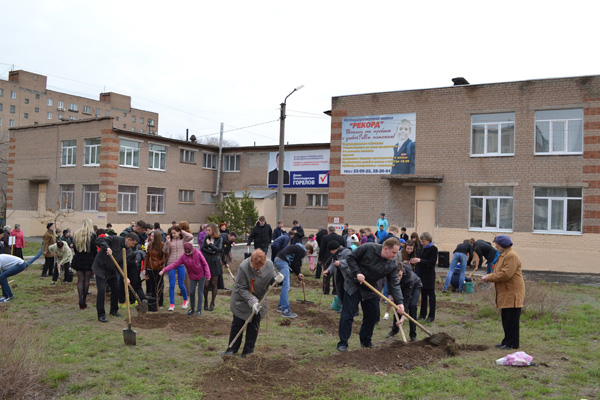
10, 224, 25, 260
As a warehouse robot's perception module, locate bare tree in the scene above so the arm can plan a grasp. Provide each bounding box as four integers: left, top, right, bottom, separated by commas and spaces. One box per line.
197, 136, 239, 147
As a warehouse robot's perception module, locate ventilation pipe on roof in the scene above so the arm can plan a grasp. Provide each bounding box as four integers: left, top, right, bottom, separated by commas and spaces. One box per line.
452, 77, 470, 85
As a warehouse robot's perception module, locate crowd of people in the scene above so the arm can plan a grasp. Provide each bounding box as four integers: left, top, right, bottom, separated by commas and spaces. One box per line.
0, 213, 525, 353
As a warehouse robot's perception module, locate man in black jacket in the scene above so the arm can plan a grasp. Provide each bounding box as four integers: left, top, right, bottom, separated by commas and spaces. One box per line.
247, 216, 272, 254
473, 239, 499, 274
319, 226, 345, 294
290, 220, 304, 245
337, 238, 404, 352
93, 233, 139, 323
274, 243, 311, 318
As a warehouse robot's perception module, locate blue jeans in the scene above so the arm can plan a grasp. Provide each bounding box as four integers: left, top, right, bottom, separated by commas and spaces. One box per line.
0, 246, 43, 298
168, 265, 188, 305
443, 252, 467, 292
274, 258, 290, 312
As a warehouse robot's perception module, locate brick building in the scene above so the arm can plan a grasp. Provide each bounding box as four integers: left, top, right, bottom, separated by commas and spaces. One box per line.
328, 75, 600, 272
0, 70, 159, 219
6, 117, 329, 235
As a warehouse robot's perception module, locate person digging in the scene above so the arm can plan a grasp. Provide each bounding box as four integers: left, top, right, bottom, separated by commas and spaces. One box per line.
221, 249, 284, 357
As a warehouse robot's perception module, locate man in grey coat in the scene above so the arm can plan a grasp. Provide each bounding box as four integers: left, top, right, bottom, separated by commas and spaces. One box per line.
337, 238, 405, 352
221, 249, 283, 357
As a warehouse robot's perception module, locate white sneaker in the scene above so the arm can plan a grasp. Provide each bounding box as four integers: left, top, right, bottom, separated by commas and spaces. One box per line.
182, 300, 189, 309
383, 312, 389, 320
168, 304, 175, 311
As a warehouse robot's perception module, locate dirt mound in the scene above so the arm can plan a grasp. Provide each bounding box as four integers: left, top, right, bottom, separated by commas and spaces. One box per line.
131, 313, 231, 336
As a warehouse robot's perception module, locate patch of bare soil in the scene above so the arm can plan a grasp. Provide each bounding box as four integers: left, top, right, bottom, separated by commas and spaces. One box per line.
131, 312, 231, 336
436, 300, 476, 311
267, 301, 340, 335
33, 283, 75, 296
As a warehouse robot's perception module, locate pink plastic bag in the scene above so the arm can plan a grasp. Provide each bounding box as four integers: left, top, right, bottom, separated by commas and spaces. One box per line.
496, 351, 533, 366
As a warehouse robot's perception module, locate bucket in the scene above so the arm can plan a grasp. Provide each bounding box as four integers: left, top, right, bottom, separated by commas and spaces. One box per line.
464, 281, 475, 293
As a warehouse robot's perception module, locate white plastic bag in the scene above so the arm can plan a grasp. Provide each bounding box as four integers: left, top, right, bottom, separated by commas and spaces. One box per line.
496, 351, 533, 366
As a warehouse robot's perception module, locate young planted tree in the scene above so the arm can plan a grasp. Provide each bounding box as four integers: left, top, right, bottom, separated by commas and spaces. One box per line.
208, 191, 258, 239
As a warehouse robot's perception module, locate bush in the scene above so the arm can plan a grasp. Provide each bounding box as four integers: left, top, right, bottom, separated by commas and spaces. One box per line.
0, 318, 49, 399
523, 281, 570, 319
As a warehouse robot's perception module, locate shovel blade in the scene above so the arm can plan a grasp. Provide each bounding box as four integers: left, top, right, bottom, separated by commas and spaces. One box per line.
136, 299, 148, 314
296, 300, 315, 305
123, 327, 137, 346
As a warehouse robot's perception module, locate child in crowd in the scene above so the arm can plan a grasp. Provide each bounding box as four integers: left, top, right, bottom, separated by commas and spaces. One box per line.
306, 234, 318, 271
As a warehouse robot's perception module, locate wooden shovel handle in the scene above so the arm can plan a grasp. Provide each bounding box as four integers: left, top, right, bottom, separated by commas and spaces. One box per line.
123, 249, 132, 326
361, 280, 432, 337
108, 254, 143, 305
393, 308, 407, 343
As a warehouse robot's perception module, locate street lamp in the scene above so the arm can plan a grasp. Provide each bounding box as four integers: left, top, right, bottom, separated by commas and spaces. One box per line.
276, 85, 304, 224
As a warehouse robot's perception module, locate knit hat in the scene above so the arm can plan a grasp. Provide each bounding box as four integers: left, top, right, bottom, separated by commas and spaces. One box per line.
46, 222, 54, 229
350, 234, 359, 243
327, 241, 341, 251
493, 235, 513, 248
183, 243, 194, 252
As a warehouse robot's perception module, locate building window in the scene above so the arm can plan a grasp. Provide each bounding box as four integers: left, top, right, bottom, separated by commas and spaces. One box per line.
82, 184, 99, 211
0, 88, 3, 96
96, 108, 100, 117
105, 110, 110, 117
60, 184, 75, 211
147, 187, 165, 213
140, 117, 144, 124
69, 103, 78, 112
223, 154, 240, 172
534, 187, 582, 234
84, 138, 101, 166
61, 140, 77, 167
469, 187, 513, 231
471, 113, 515, 157
116, 116, 119, 121
118, 185, 138, 213
123, 124, 126, 129
35, 107, 39, 113
179, 149, 196, 164
83, 105, 92, 114
148, 144, 166, 170
201, 192, 216, 204
57, 101, 64, 111
48, 98, 53, 106
535, 109, 583, 155
0, 118, 2, 126
58, 114, 63, 120
69, 116, 77, 121
10, 105, 15, 113
179, 189, 195, 203
35, 94, 40, 99
284, 194, 296, 207
203, 152, 217, 169
132, 116, 136, 122
119, 139, 140, 168
24, 98, 29, 104
24, 113, 28, 119
307, 194, 328, 207
11, 91, 16, 99
9, 119, 15, 127
147, 118, 155, 127
47, 112, 52, 120
0, 103, 2, 111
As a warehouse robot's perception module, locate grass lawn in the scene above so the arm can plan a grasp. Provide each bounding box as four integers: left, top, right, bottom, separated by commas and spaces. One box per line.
1, 261, 599, 399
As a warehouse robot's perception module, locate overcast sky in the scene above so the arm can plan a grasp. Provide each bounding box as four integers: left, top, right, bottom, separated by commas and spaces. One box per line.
2, 1, 598, 147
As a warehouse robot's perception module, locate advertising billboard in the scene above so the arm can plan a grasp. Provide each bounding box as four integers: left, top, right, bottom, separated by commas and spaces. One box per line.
341, 113, 416, 175
267, 149, 330, 188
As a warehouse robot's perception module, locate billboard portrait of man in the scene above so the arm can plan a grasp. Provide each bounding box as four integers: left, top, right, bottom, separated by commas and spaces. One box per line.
268, 152, 290, 185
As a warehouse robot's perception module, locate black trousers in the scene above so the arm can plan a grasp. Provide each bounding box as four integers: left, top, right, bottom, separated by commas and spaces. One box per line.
391, 287, 421, 339
315, 260, 323, 279
419, 288, 436, 320
146, 270, 164, 307
501, 307, 521, 349
42, 256, 55, 276
52, 261, 71, 282
118, 265, 145, 304
96, 275, 119, 318
226, 313, 262, 355
13, 247, 24, 260
338, 290, 379, 348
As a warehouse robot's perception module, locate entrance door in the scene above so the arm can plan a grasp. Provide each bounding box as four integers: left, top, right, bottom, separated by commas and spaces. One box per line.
415, 200, 435, 235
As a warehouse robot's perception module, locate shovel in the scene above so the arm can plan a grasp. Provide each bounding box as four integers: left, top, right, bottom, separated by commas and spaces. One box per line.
227, 280, 278, 351
109, 254, 148, 314
361, 280, 445, 345
225, 265, 236, 282
296, 281, 314, 305
392, 308, 407, 343
122, 249, 136, 346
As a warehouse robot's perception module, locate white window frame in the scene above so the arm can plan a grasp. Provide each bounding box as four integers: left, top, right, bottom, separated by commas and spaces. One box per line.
0, 88, 3, 96
9, 105, 15, 113
48, 98, 53, 106
148, 144, 166, 171
147, 187, 165, 213
61, 140, 77, 167
284, 193, 297, 207
9, 119, 15, 127
83, 105, 92, 115
203, 152, 217, 169
96, 108, 101, 117
69, 103, 78, 112
132, 116, 136, 122
140, 117, 144, 124
47, 112, 52, 120
60, 184, 75, 211
118, 185, 138, 213
180, 148, 196, 164
57, 101, 65, 111
147, 118, 155, 127
223, 154, 241, 172
534, 109, 583, 155
201, 191, 216, 204
179, 189, 195, 203
469, 187, 513, 232
471, 113, 515, 157
533, 187, 582, 234
11, 91, 16, 99
84, 138, 101, 166
82, 184, 99, 212
119, 139, 140, 168
307, 193, 328, 207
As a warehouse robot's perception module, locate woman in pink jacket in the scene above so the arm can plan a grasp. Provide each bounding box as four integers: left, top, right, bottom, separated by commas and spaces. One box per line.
162, 226, 193, 311
160, 242, 210, 317
10, 225, 25, 260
